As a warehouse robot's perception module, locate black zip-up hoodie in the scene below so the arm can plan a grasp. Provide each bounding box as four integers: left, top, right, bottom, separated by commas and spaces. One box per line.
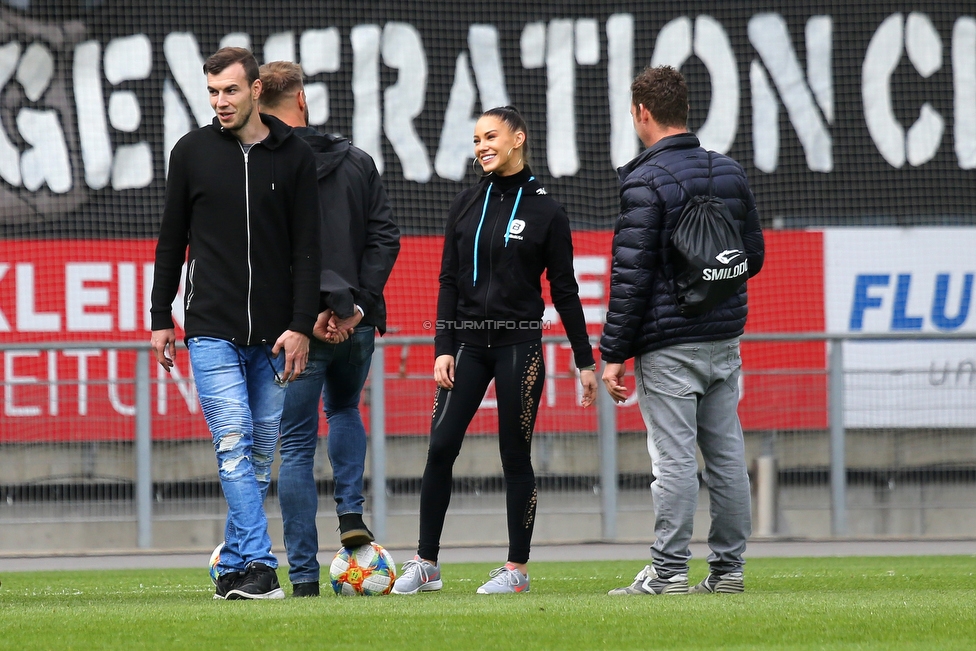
292, 128, 400, 334
435, 167, 595, 369
151, 114, 320, 344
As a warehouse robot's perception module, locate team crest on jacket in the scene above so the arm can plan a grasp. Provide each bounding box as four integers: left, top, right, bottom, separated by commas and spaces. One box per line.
508, 219, 526, 240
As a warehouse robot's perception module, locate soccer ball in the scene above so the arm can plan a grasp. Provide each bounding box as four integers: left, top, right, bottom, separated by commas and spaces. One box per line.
329, 543, 397, 596
208, 542, 224, 585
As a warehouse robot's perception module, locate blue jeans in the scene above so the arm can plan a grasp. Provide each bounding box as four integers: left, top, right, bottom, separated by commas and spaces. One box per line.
188, 337, 285, 572
278, 325, 374, 584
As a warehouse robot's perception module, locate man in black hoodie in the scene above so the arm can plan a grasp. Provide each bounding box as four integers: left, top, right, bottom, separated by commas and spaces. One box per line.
258, 61, 400, 597
150, 48, 320, 600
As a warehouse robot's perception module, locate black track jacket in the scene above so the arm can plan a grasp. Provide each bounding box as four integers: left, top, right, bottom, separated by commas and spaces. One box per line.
293, 128, 400, 334
435, 167, 595, 369
151, 114, 320, 344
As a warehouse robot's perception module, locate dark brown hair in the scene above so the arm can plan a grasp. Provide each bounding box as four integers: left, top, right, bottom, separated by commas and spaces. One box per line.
259, 61, 304, 108
631, 66, 688, 128
203, 47, 260, 86
481, 105, 531, 166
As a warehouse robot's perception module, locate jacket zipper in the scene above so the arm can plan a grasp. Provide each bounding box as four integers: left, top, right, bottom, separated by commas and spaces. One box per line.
483, 193, 504, 348
240, 142, 253, 344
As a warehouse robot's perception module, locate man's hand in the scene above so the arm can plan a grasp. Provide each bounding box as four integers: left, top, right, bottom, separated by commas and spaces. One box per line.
602, 362, 629, 403
434, 354, 455, 389
151, 328, 177, 372
272, 330, 310, 382
312, 309, 334, 342
325, 308, 363, 344
579, 369, 598, 407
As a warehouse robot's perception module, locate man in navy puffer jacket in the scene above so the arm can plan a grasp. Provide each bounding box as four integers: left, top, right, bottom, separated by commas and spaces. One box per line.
601, 66, 764, 597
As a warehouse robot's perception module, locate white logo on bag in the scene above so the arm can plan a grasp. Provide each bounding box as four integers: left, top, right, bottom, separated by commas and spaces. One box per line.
509, 219, 526, 234
715, 249, 742, 264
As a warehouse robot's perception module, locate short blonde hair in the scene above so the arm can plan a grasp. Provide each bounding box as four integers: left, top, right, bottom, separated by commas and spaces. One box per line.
259, 61, 304, 108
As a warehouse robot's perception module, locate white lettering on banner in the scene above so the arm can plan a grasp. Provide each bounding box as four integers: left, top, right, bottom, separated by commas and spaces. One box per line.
435, 25, 510, 180
4, 350, 41, 416
0, 41, 22, 186
118, 263, 137, 331
63, 348, 99, 416
300, 28, 341, 125
4, 15, 976, 194
749, 14, 833, 172
66, 263, 113, 332
3, 261, 181, 336
264, 31, 295, 63
863, 13, 945, 168
653, 15, 738, 154
16, 263, 60, 331
351, 24, 382, 174
382, 23, 432, 183
1, 349, 198, 418
953, 17, 976, 169
542, 254, 608, 327
107, 349, 135, 415
607, 14, 638, 168
0, 263, 10, 331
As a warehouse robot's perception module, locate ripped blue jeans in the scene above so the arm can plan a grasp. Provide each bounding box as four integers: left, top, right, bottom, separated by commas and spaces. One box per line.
189, 336, 285, 572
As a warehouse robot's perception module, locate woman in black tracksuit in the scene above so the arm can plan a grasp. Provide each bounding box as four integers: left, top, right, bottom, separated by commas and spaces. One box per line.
392, 107, 598, 596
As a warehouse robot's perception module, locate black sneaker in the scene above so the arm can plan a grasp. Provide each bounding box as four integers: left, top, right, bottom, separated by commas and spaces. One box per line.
225, 562, 286, 600
338, 513, 374, 548
213, 570, 244, 600
291, 581, 320, 597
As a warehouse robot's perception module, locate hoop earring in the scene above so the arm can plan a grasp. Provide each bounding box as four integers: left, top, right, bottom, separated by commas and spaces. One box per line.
507, 147, 514, 157
472, 157, 482, 171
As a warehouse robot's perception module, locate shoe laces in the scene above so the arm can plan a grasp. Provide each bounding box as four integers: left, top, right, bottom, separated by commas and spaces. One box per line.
401, 558, 432, 582
632, 565, 655, 583
487, 565, 521, 585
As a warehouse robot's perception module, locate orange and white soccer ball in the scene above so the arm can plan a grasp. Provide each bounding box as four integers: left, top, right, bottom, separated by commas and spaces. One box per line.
329, 543, 396, 596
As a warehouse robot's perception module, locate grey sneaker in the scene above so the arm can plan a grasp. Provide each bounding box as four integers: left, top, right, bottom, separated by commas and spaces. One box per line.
476, 563, 530, 594
608, 565, 688, 595
391, 556, 442, 595
690, 571, 744, 594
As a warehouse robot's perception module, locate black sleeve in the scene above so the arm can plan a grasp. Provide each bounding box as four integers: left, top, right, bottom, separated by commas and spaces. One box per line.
355, 158, 401, 317
544, 205, 595, 369
740, 180, 764, 279
599, 176, 661, 364
150, 140, 190, 331
287, 148, 322, 337
433, 191, 470, 358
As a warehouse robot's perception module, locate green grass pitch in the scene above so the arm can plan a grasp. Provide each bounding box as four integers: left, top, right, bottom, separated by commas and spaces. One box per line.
1, 556, 974, 650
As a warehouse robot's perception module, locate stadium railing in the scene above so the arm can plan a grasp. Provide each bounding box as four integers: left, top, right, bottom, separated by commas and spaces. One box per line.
1, 333, 974, 552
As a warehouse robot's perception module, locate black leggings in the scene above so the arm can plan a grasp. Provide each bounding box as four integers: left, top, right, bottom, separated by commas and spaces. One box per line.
418, 340, 545, 564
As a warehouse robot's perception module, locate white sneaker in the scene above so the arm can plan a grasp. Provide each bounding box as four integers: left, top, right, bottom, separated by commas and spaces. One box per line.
476, 563, 530, 594
391, 556, 442, 595
608, 565, 688, 595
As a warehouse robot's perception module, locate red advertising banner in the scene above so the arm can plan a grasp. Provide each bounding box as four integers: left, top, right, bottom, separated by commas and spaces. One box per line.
0, 232, 826, 441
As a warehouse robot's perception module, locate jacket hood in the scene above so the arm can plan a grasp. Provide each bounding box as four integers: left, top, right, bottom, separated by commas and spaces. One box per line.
293, 127, 351, 178
618, 132, 701, 182
209, 113, 295, 150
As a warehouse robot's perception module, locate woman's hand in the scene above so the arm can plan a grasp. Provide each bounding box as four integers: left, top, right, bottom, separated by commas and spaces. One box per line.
579, 369, 598, 407
434, 354, 456, 389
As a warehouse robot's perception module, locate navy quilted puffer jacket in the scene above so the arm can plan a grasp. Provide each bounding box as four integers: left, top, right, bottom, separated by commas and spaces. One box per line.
599, 133, 764, 364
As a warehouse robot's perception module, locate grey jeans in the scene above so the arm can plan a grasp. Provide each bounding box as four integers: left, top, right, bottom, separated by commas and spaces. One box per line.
634, 337, 752, 576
